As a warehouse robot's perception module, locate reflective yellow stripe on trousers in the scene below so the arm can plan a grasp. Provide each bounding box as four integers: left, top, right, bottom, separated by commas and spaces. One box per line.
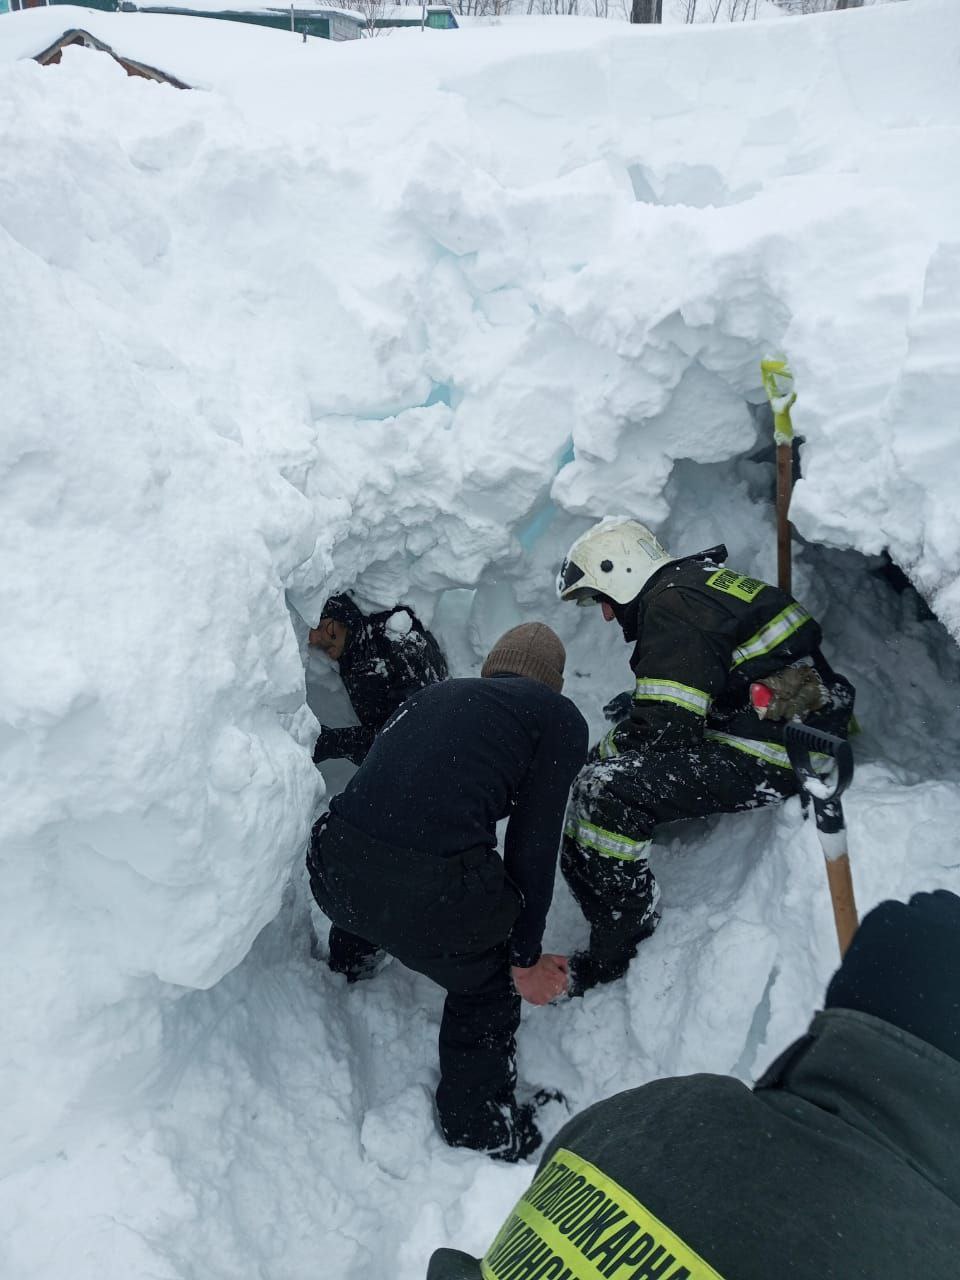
564, 817, 650, 861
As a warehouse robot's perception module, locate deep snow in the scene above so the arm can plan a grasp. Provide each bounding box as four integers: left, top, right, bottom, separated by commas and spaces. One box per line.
1, 2, 959, 1276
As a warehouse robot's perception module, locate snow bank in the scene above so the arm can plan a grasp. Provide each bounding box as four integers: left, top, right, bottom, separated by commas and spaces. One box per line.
0, 41, 324, 1170
1, 1, 959, 1277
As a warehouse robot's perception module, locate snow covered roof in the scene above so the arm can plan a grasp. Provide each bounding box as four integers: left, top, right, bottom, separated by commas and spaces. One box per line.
373, 5, 459, 28
379, 4, 455, 14
0, 5, 341, 85
28, 24, 192, 86
137, 0, 365, 22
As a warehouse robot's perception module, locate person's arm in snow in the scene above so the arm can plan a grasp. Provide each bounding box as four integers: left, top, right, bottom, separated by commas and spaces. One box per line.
347, 608, 447, 738
313, 724, 376, 768
503, 700, 589, 975
315, 605, 448, 769
402, 608, 449, 683
601, 592, 732, 755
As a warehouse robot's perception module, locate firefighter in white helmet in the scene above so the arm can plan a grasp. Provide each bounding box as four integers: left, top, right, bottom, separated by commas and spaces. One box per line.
556, 518, 854, 996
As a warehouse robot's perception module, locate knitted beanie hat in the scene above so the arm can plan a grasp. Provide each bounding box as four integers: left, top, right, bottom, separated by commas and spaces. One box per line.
481, 622, 566, 694
318, 594, 362, 629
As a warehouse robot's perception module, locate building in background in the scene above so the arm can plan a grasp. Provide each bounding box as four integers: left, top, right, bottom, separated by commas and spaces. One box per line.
1, 0, 365, 39
133, 0, 364, 39
374, 5, 458, 29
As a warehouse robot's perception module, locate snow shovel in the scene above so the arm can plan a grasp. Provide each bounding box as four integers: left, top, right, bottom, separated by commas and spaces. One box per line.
784, 721, 858, 957
760, 356, 797, 596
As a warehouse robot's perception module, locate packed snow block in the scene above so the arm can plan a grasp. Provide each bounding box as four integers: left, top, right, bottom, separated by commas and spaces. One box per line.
795, 243, 960, 642
286, 403, 518, 624
403, 146, 510, 257
0, 148, 322, 1163
551, 359, 755, 520
883, 245, 960, 635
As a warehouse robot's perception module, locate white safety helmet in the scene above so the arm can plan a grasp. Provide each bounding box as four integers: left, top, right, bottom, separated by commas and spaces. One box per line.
556, 518, 675, 606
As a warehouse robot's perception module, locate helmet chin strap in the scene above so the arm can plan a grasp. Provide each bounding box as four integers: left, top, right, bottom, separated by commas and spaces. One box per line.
603, 595, 641, 644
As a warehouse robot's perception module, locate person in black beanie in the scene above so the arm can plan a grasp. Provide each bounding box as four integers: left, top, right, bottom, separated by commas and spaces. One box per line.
308, 623, 588, 1161
308, 593, 448, 767
427, 888, 960, 1279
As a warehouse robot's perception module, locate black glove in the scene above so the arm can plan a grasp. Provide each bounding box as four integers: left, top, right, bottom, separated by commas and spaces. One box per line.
602, 690, 633, 722
312, 724, 375, 767
825, 889, 960, 1064
312, 727, 338, 765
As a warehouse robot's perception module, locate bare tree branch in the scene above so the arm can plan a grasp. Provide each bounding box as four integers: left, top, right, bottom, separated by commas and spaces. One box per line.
351, 0, 389, 34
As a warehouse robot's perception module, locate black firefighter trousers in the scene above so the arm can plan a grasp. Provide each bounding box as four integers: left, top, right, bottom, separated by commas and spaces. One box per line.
307, 813, 522, 1151
563, 738, 798, 979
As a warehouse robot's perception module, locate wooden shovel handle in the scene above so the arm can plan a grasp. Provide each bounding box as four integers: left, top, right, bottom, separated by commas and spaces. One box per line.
824, 853, 859, 956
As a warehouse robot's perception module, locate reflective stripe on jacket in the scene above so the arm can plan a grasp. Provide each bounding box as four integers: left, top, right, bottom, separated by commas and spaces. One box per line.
609, 552, 828, 756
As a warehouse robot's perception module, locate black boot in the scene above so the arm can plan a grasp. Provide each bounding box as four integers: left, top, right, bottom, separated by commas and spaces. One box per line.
567, 909, 661, 998
494, 1088, 570, 1162
490, 1100, 543, 1164
567, 944, 656, 997
562, 838, 661, 995
327, 925, 385, 983
438, 1089, 564, 1162
567, 949, 631, 997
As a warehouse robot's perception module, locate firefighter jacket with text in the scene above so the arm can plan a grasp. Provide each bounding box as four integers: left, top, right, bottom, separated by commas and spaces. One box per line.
599, 546, 854, 764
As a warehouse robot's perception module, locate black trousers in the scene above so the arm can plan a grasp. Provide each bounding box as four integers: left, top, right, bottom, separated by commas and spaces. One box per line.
307, 814, 522, 1149
563, 739, 798, 972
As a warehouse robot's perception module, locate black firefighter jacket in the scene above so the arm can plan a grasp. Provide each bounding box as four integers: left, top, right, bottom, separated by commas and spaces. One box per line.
601, 547, 853, 765
428, 1006, 960, 1280
315, 594, 448, 766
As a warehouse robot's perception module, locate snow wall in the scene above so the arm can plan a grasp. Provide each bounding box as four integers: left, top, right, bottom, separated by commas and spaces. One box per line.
1, 2, 960, 1276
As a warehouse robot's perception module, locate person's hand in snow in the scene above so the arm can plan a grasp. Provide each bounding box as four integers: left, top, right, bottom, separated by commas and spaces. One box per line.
512, 954, 569, 1005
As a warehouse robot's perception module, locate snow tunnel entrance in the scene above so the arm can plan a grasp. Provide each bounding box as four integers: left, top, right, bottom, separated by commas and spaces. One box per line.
104, 397, 960, 1280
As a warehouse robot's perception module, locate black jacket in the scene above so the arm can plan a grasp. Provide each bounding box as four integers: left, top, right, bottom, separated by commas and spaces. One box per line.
428, 890, 960, 1279
429, 1007, 960, 1280
314, 594, 448, 766
330, 675, 588, 967
603, 546, 852, 757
